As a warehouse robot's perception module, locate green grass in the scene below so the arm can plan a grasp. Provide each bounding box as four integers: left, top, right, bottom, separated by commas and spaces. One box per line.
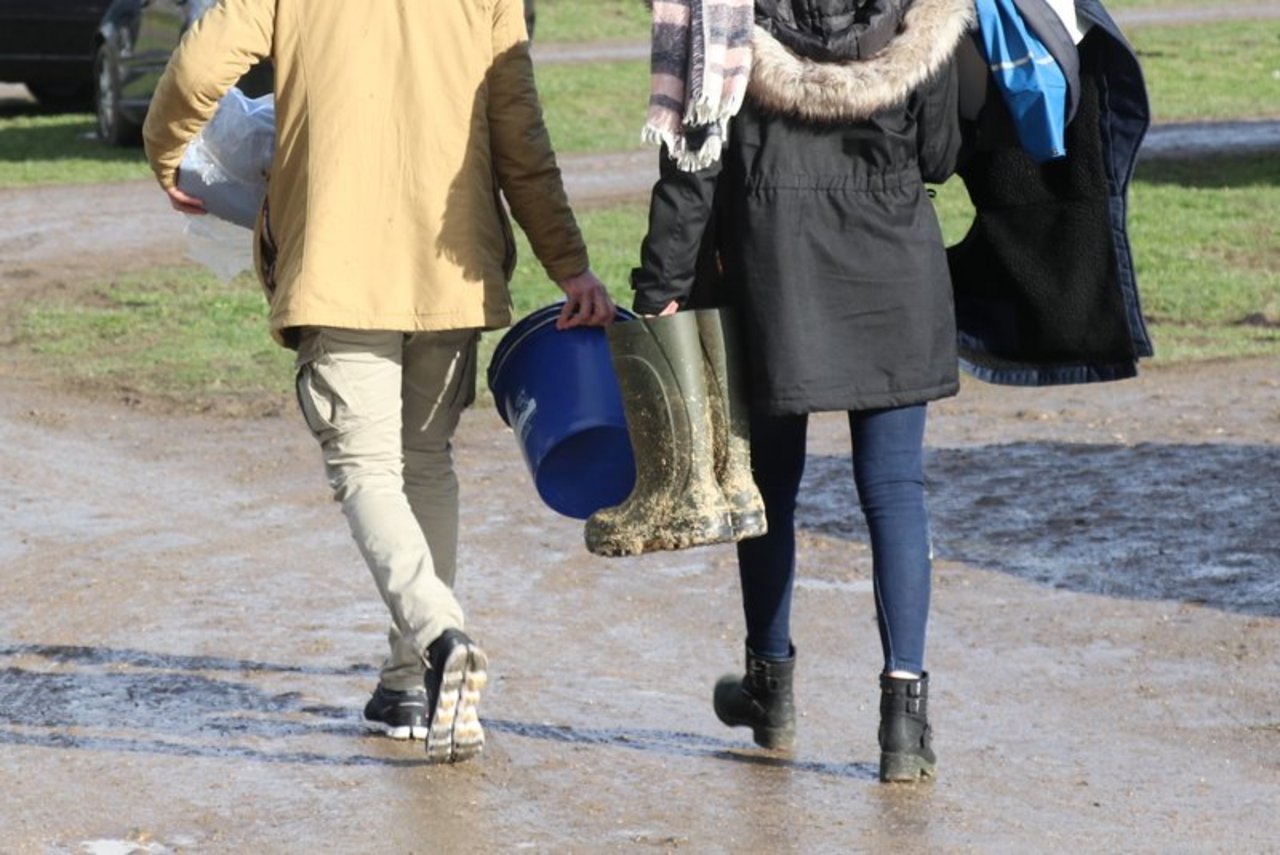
1108, 0, 1276, 9
537, 59, 650, 153
507, 201, 649, 318
535, 0, 649, 43
17, 267, 295, 413
1129, 21, 1280, 122
10, 203, 653, 412
1125, 153, 1280, 361
3, 15, 1277, 185
0, 113, 152, 186
16, 154, 1276, 413
4, 2, 1277, 408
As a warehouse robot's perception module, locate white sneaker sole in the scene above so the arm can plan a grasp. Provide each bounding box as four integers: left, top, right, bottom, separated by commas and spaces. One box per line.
382, 723, 429, 741
425, 642, 488, 763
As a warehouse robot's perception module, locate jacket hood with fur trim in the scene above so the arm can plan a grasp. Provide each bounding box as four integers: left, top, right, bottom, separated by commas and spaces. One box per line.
749, 0, 975, 122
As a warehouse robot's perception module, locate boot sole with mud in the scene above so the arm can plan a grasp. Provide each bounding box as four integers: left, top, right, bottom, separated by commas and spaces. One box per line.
879, 751, 936, 783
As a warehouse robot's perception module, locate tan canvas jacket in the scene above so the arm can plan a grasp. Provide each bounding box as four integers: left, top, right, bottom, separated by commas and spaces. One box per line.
143, 0, 588, 345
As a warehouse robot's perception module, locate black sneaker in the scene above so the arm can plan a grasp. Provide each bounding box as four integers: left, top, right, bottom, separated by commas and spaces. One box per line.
363, 685, 428, 741
424, 628, 488, 764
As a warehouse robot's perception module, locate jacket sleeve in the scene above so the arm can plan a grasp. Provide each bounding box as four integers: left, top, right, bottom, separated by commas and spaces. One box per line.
915, 59, 962, 184
142, 0, 275, 189
487, 0, 589, 283
629, 147, 721, 315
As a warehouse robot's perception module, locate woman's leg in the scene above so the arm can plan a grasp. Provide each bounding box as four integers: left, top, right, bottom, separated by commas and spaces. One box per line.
736, 410, 808, 659
849, 404, 931, 677
713, 409, 807, 749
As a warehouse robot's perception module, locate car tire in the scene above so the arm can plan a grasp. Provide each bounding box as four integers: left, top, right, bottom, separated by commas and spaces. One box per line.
24, 79, 94, 110
93, 40, 141, 146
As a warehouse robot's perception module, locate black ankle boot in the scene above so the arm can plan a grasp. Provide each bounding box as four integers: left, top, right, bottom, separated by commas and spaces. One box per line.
713, 645, 796, 750
878, 672, 936, 782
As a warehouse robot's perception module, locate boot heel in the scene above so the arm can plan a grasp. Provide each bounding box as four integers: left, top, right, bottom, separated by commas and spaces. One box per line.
879, 750, 935, 782
877, 672, 937, 783
752, 724, 794, 751
713, 645, 796, 751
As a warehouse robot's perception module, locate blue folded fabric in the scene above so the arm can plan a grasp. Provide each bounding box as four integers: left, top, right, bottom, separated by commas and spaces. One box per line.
975, 0, 1069, 162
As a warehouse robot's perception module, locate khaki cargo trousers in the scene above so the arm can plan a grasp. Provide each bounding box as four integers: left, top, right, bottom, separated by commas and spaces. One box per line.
295, 326, 479, 692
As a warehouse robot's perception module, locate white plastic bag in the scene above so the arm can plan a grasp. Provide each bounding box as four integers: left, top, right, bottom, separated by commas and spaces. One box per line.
178, 87, 275, 229
183, 214, 255, 282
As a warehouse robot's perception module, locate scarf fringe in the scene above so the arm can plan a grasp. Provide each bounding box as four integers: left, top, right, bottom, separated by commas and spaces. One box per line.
644, 0, 753, 172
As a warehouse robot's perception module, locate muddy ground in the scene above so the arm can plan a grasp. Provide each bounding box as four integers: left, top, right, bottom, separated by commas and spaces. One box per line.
2, 84, 1279, 854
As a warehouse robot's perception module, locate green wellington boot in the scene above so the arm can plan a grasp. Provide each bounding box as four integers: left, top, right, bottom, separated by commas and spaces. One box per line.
694, 308, 766, 540
878, 672, 937, 783
585, 312, 735, 556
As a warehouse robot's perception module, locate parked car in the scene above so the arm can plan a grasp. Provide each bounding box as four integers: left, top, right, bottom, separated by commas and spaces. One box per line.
93, 0, 271, 146
0, 0, 113, 106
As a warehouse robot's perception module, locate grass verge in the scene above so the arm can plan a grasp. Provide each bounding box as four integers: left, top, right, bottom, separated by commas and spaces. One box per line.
11, 154, 1276, 414
1129, 20, 1280, 122
534, 0, 649, 43
16, 268, 296, 416
1123, 153, 1280, 361
537, 60, 649, 153
0, 113, 153, 186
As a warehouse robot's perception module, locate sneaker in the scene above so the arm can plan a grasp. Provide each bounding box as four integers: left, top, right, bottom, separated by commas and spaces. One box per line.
424, 628, 488, 764
363, 685, 428, 740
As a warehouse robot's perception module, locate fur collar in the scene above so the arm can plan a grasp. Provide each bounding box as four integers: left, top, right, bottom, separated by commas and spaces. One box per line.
748, 0, 975, 122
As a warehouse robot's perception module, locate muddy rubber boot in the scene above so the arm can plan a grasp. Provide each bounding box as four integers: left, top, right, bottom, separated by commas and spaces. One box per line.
713, 645, 796, 750
694, 308, 767, 540
878, 672, 936, 783
585, 312, 734, 556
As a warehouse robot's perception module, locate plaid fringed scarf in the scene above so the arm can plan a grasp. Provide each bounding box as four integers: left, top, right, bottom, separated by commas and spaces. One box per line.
642, 0, 754, 171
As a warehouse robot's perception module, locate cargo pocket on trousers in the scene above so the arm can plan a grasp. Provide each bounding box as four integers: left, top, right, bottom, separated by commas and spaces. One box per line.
295, 356, 357, 441
448, 332, 480, 412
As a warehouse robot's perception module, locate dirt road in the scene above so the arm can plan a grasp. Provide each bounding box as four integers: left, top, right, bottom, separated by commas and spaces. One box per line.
2, 345, 1278, 852
2, 184, 1278, 852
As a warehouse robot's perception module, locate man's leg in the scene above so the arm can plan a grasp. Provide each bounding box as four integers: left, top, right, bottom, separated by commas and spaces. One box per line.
294, 327, 465, 682
391, 328, 487, 763
380, 328, 479, 688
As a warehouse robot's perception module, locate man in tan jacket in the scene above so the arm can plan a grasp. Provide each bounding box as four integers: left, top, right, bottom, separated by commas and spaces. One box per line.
143, 0, 615, 764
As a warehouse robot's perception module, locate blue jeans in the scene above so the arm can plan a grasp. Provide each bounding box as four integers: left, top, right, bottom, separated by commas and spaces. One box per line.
737, 404, 932, 675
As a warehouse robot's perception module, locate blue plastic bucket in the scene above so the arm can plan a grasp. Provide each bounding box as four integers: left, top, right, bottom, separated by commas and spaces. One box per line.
487, 303, 636, 519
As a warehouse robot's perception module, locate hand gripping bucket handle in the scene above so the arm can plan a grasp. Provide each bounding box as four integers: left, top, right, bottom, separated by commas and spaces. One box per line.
487, 303, 636, 519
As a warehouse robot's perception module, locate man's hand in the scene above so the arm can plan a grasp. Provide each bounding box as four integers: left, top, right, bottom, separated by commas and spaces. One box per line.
555, 268, 616, 329
165, 171, 206, 215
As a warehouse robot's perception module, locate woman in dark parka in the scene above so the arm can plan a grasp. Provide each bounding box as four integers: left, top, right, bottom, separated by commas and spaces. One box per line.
630, 0, 973, 782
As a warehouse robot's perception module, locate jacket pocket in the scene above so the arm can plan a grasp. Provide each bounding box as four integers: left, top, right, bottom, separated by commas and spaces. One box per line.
254, 198, 279, 299
492, 168, 517, 279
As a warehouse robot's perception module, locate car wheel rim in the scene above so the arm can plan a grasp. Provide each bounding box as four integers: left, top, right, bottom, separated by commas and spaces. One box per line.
96, 58, 114, 137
